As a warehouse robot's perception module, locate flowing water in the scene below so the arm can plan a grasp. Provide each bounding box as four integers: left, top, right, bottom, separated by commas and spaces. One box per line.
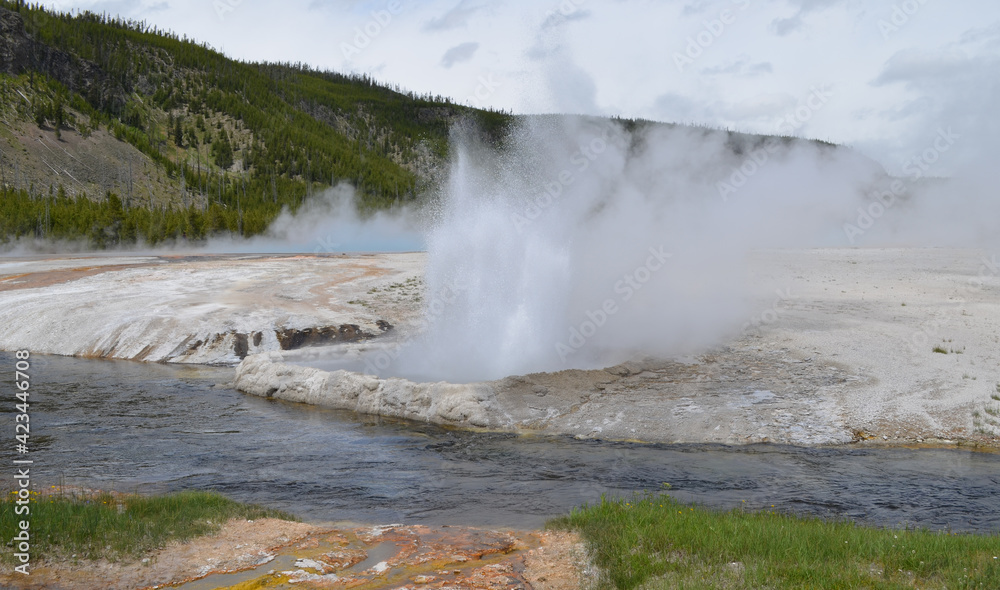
3, 352, 998, 531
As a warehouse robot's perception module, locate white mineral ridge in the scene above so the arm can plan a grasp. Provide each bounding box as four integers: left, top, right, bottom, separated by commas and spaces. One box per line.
235, 351, 503, 428
234, 248, 1000, 446
0, 253, 424, 364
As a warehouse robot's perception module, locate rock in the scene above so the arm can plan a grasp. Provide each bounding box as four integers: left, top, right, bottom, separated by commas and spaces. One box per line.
275, 324, 374, 350
233, 333, 249, 359
318, 548, 367, 570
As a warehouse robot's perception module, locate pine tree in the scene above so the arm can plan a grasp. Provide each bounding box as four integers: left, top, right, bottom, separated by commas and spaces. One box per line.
212, 130, 233, 170
173, 116, 183, 147
53, 99, 64, 139
33, 101, 47, 128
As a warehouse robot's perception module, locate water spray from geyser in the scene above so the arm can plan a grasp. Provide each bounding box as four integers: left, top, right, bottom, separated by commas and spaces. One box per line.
338, 115, 893, 384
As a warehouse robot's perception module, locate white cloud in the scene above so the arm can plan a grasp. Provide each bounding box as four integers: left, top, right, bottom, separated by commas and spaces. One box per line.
540, 7, 590, 30
440, 41, 480, 68
423, 0, 488, 31
769, 0, 847, 36
728, 93, 798, 119
873, 48, 973, 86
702, 56, 774, 77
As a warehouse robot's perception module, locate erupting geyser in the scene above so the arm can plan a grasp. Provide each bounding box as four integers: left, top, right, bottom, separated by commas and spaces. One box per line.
349, 115, 896, 383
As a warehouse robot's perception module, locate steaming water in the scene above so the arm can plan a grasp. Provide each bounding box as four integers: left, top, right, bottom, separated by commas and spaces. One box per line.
6, 352, 999, 531
316, 116, 1000, 384
211, 186, 425, 254
348, 117, 910, 382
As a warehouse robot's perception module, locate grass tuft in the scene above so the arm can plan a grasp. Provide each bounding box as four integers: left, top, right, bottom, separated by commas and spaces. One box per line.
549, 493, 1000, 590
932, 346, 949, 354
1, 489, 295, 563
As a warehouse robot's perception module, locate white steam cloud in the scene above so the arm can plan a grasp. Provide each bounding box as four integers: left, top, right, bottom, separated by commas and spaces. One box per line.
0, 185, 424, 256
7, 111, 995, 384
206, 184, 424, 254
338, 111, 1000, 383
352, 114, 961, 383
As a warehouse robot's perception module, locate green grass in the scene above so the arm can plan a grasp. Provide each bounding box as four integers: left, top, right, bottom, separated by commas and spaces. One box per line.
1, 489, 295, 563
548, 493, 1000, 590
932, 346, 949, 354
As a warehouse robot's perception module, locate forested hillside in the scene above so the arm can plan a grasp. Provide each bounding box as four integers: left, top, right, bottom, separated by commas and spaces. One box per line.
0, 2, 860, 249
0, 1, 509, 246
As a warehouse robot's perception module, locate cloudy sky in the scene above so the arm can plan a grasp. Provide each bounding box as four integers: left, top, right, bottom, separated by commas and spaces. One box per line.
37, 0, 999, 172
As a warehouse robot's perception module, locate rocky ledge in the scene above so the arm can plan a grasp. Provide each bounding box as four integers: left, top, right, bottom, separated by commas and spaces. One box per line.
235, 247, 1000, 448
235, 343, 868, 446
235, 351, 502, 427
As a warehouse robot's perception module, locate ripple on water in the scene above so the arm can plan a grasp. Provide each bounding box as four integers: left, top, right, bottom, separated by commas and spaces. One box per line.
4, 352, 998, 531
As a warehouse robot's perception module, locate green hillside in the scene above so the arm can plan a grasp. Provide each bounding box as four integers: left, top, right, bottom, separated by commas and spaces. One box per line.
0, 2, 867, 249
0, 1, 509, 246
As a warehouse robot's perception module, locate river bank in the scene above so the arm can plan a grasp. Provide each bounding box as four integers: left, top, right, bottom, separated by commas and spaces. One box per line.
1, 248, 997, 447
